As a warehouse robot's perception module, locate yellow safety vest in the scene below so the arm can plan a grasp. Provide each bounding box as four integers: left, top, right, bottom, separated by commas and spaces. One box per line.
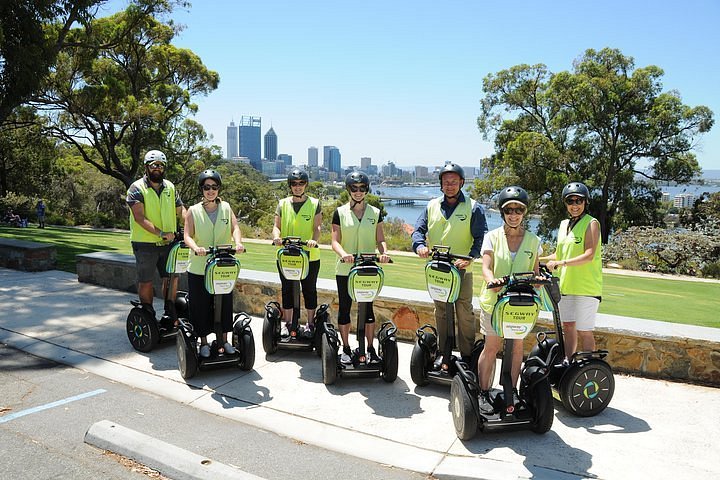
557, 214, 602, 296
279, 196, 320, 261
187, 201, 234, 275
427, 197, 475, 271
129, 179, 177, 243
335, 203, 379, 276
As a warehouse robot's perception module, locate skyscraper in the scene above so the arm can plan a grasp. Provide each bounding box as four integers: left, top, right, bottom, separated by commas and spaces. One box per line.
324, 146, 341, 175
308, 146, 318, 167
360, 157, 371, 170
264, 127, 277, 161
226, 121, 238, 159
239, 116, 261, 170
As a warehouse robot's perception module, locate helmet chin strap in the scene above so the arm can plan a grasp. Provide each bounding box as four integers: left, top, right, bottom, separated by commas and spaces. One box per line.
292, 193, 304, 199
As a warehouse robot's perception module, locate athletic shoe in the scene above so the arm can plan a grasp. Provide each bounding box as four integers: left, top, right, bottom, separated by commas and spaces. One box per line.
433, 355, 444, 371
223, 342, 236, 355
367, 348, 381, 364
302, 323, 315, 339
199, 344, 211, 358
512, 388, 521, 407
340, 347, 353, 365
280, 323, 290, 338
478, 390, 495, 415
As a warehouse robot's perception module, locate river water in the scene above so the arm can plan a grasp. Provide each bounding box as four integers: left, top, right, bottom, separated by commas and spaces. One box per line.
378, 183, 720, 231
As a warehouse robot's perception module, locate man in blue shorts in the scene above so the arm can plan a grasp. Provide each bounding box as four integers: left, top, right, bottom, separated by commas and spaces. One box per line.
126, 150, 186, 320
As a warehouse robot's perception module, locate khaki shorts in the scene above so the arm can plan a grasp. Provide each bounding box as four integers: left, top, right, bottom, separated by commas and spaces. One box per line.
559, 295, 600, 331
478, 308, 499, 337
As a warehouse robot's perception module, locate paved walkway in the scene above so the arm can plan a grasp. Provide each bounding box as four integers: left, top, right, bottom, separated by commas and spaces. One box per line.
1, 267, 719, 479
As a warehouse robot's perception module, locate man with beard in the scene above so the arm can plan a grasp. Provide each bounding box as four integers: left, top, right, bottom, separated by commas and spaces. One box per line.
126, 150, 186, 320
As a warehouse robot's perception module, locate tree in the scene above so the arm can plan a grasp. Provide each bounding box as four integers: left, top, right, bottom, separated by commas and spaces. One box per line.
0, 0, 105, 126
476, 48, 714, 242
34, 0, 218, 188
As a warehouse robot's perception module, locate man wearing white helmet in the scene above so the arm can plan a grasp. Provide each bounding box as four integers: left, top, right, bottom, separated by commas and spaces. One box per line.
126, 150, 186, 320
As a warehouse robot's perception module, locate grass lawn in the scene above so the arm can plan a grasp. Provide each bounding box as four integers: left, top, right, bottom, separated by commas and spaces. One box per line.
2, 225, 718, 328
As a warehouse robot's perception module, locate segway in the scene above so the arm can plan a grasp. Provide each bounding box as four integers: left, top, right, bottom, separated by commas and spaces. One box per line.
527, 264, 615, 417
410, 245, 481, 387
263, 237, 329, 355
320, 254, 398, 385
450, 272, 555, 440
176, 245, 255, 380
127, 237, 190, 353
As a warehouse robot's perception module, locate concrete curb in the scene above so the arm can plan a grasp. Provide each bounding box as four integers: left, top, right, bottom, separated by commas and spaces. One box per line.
85, 420, 264, 480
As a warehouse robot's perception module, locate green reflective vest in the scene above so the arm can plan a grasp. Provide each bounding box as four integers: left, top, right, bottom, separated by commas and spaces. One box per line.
129, 179, 178, 243
479, 227, 540, 312
557, 214, 602, 296
279, 196, 320, 261
427, 197, 475, 270
187, 201, 234, 275
335, 203, 379, 276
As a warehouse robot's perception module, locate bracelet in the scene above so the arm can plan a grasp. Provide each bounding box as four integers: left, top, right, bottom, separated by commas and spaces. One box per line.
563, 260, 567, 266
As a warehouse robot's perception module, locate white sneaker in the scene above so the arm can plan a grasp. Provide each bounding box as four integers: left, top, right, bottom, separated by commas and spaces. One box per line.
199, 344, 210, 358
280, 323, 290, 338
223, 342, 236, 355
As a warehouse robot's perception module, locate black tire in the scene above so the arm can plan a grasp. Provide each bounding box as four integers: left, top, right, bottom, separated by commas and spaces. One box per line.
381, 340, 399, 383
409, 342, 430, 386
127, 308, 159, 353
321, 333, 337, 385
450, 375, 478, 440
176, 330, 197, 380
239, 330, 255, 371
262, 315, 278, 354
559, 360, 615, 417
529, 376, 554, 434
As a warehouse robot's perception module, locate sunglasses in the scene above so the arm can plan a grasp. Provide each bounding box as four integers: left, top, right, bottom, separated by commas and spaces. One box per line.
202, 184, 219, 191
502, 206, 526, 215
565, 197, 585, 205
147, 163, 165, 170
349, 185, 368, 193
290, 181, 307, 187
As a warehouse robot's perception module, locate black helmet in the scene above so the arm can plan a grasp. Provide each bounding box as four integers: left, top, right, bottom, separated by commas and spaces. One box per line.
498, 186, 529, 209
345, 171, 370, 189
287, 168, 309, 185
439, 163, 465, 182
562, 182, 590, 200
198, 169, 222, 188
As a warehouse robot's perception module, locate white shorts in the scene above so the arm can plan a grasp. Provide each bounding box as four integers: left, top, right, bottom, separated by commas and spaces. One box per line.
558, 295, 600, 331
478, 308, 499, 337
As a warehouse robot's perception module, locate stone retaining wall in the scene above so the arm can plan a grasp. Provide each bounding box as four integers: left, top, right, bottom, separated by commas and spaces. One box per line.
0, 238, 56, 271
76, 251, 720, 386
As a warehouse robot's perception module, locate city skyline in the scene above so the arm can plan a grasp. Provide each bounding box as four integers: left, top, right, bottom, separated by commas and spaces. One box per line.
103, 1, 720, 171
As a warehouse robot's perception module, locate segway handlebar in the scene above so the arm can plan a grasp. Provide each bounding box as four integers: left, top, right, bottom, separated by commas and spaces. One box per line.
488, 271, 553, 289
430, 245, 474, 262
206, 244, 246, 255
276, 236, 318, 247
342, 253, 394, 264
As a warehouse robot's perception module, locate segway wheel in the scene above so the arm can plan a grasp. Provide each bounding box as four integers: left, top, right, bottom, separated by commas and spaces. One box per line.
238, 330, 256, 371
560, 360, 615, 417
529, 375, 554, 434
321, 332, 337, 385
450, 375, 478, 440
262, 315, 278, 354
176, 329, 197, 380
381, 340, 399, 383
409, 342, 430, 387
127, 308, 159, 353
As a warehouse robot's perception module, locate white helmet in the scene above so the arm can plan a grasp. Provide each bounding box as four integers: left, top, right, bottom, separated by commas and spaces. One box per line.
144, 150, 167, 165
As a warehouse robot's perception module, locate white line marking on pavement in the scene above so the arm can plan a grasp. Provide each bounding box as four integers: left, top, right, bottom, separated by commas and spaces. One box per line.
0, 388, 107, 424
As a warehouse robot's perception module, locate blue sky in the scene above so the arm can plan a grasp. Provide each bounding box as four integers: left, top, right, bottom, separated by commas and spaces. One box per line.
105, 1, 720, 171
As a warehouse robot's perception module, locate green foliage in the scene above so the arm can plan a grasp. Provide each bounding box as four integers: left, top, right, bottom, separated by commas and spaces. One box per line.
36, 1, 218, 187
477, 48, 714, 243
605, 226, 720, 276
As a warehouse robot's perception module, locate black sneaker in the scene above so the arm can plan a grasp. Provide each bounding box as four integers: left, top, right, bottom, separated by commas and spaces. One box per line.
512, 388, 522, 407
478, 390, 495, 415
433, 355, 444, 371
367, 347, 381, 364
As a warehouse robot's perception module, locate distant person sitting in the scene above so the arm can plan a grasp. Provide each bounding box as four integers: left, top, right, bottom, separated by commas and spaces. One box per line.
4, 208, 22, 227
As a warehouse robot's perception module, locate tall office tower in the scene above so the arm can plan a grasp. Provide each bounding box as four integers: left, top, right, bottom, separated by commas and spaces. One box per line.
360, 157, 371, 170
328, 147, 342, 175
264, 127, 277, 161
226, 121, 238, 159
239, 116, 262, 170
323, 146, 342, 174
308, 146, 318, 167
